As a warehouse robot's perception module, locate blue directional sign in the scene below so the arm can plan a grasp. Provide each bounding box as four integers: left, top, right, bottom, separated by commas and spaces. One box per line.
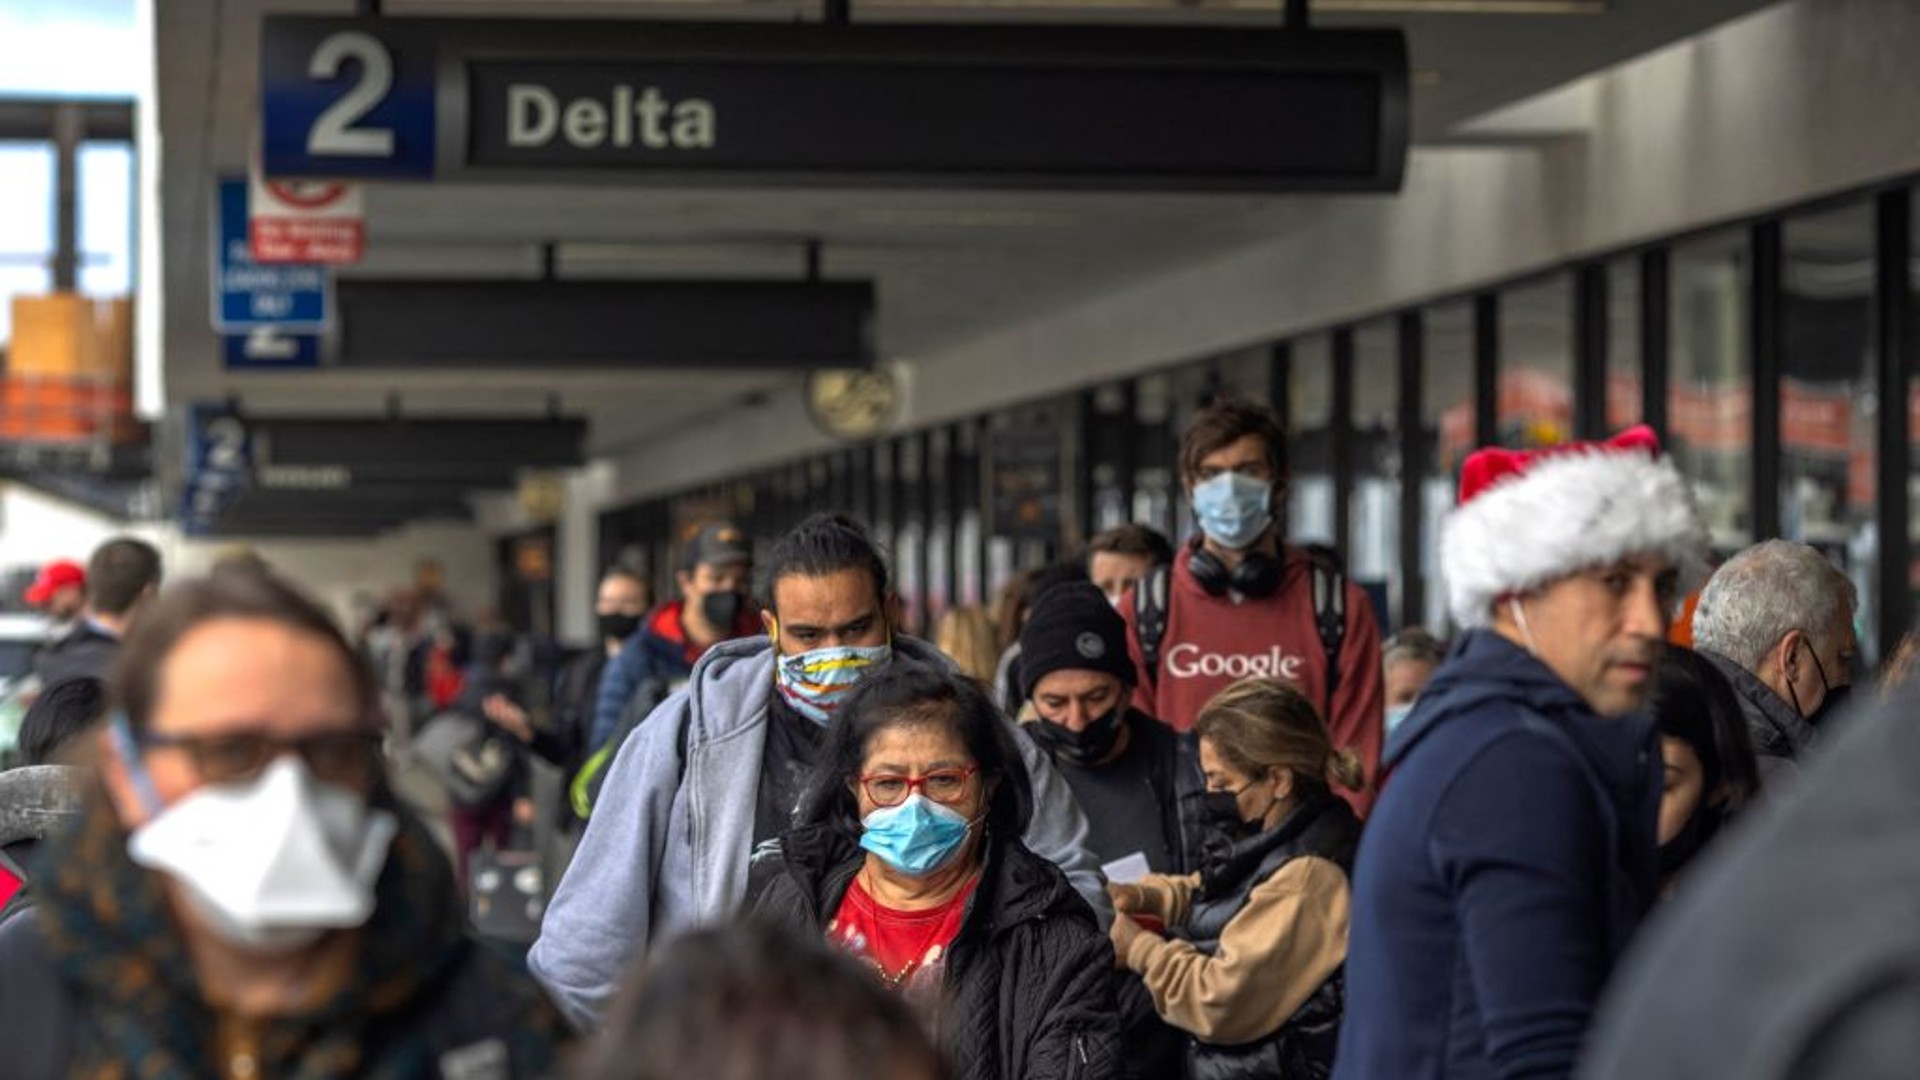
181, 403, 253, 535
224, 327, 323, 370
260, 21, 438, 179
212, 179, 329, 331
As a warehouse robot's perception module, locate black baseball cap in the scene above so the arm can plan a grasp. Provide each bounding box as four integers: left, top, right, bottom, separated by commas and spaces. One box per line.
682, 522, 752, 571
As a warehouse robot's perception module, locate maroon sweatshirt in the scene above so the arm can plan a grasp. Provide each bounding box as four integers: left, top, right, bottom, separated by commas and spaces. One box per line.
1121, 547, 1385, 817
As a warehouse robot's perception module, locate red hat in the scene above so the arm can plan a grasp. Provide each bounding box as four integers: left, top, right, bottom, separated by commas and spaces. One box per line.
1441, 426, 1709, 629
24, 560, 86, 606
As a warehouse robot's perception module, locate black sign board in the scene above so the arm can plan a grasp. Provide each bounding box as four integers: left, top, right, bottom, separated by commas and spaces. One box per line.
991, 412, 1065, 542
183, 405, 588, 536
262, 17, 1408, 191
252, 414, 586, 484
333, 279, 874, 371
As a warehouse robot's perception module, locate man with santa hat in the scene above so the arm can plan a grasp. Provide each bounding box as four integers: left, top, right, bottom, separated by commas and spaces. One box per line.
1334, 427, 1710, 1080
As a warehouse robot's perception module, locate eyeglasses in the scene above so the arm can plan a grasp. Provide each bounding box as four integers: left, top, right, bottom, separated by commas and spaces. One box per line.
135, 729, 383, 787
858, 765, 980, 808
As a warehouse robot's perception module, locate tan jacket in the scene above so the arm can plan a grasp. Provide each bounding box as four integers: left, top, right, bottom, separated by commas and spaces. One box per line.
1123, 856, 1350, 1045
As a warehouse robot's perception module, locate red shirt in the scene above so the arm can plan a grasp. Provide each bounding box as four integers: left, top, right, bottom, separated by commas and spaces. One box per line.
829, 872, 979, 996
1121, 546, 1386, 817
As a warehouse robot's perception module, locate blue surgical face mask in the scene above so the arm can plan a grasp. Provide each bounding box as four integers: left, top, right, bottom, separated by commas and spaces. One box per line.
774, 638, 892, 726
1384, 702, 1415, 735
859, 794, 975, 876
1191, 471, 1273, 551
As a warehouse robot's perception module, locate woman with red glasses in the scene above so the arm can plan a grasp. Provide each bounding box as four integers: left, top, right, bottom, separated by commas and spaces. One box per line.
752, 665, 1119, 1080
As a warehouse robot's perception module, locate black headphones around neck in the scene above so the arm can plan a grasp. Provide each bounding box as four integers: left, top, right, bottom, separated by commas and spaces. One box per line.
1187, 538, 1282, 599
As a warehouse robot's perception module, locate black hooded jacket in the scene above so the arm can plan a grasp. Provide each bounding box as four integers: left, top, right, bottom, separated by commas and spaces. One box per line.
29, 624, 119, 691
750, 823, 1121, 1080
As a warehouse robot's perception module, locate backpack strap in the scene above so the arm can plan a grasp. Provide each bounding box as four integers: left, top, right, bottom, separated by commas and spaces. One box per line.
569, 682, 696, 821
1132, 563, 1174, 691
1301, 544, 1349, 716
1136, 547, 1351, 716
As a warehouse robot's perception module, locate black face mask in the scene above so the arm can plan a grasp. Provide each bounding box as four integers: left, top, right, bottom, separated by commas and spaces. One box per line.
1657, 803, 1723, 880
699, 590, 745, 631
1028, 706, 1126, 766
1807, 682, 1852, 728
598, 612, 643, 643
1788, 642, 1852, 728
1202, 786, 1259, 841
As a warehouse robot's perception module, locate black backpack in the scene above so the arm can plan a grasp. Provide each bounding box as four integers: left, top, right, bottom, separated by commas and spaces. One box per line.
1132, 544, 1349, 715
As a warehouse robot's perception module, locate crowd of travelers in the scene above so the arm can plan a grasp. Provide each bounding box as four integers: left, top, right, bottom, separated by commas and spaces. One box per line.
0, 397, 1913, 1079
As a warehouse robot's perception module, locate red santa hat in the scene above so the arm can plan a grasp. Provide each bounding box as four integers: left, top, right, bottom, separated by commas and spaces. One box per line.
1441, 425, 1710, 630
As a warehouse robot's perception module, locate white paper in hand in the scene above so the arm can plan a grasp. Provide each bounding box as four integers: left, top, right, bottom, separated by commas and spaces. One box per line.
1102, 851, 1152, 885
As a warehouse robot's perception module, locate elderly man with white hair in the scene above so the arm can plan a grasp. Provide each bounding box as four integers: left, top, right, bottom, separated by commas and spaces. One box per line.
1690, 539, 1857, 784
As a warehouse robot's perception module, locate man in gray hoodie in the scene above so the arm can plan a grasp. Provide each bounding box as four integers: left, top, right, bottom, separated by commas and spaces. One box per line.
530, 514, 1107, 1031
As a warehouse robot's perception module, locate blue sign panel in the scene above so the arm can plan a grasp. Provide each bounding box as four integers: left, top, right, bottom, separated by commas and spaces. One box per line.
224, 327, 323, 370
212, 179, 329, 330
261, 20, 437, 179
182, 404, 253, 535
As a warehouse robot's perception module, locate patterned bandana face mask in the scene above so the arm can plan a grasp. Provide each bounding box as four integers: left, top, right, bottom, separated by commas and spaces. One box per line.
770, 620, 892, 726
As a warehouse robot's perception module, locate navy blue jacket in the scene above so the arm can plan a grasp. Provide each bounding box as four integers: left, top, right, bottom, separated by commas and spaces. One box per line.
1334, 631, 1661, 1080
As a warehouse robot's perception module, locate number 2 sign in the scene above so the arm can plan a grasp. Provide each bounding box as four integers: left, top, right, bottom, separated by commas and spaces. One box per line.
261, 19, 437, 179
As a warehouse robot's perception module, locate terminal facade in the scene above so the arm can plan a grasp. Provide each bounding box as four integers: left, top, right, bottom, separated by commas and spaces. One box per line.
0, 0, 1912, 666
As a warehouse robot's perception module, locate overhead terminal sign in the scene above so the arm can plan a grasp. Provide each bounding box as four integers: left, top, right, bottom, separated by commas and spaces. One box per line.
261, 17, 1408, 191
333, 279, 873, 370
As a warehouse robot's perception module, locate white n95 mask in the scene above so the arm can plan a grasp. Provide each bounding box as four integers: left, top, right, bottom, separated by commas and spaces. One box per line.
126, 754, 398, 953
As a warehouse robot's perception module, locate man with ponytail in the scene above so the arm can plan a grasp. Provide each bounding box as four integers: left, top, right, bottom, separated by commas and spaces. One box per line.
1336, 428, 1711, 1080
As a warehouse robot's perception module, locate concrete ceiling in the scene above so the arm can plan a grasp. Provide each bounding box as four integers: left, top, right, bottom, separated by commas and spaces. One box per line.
155, 0, 1782, 457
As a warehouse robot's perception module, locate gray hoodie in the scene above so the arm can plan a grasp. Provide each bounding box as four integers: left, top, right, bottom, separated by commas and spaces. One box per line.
528, 634, 1108, 1031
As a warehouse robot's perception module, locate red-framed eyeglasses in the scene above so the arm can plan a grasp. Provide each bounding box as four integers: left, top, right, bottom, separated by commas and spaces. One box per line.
858, 765, 980, 808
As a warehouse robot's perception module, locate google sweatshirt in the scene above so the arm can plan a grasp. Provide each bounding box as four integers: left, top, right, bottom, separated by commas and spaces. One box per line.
1121, 546, 1385, 817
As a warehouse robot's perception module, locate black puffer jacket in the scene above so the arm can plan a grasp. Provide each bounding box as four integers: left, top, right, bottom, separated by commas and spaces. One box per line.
1184, 794, 1360, 1080
1699, 649, 1815, 784
751, 824, 1121, 1080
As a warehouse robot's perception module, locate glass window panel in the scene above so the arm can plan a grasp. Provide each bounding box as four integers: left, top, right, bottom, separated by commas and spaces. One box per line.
1778, 202, 1878, 661
897, 437, 925, 635
1350, 320, 1401, 628
1423, 300, 1476, 634
1608, 257, 1644, 432
1670, 229, 1754, 557
955, 423, 984, 608
927, 428, 953, 625
873, 443, 895, 568
79, 144, 133, 298
1498, 273, 1575, 448
1133, 372, 1176, 540
1288, 335, 1335, 546
0, 145, 53, 345
1087, 383, 1132, 534
1168, 361, 1220, 547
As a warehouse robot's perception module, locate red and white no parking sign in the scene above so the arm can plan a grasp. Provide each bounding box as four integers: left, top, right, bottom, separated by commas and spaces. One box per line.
248, 172, 365, 265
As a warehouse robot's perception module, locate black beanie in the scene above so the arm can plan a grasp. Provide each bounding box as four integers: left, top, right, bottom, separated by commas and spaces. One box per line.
1018, 582, 1135, 701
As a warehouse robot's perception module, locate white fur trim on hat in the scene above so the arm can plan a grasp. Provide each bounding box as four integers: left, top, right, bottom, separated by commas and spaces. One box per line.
1441, 448, 1711, 629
